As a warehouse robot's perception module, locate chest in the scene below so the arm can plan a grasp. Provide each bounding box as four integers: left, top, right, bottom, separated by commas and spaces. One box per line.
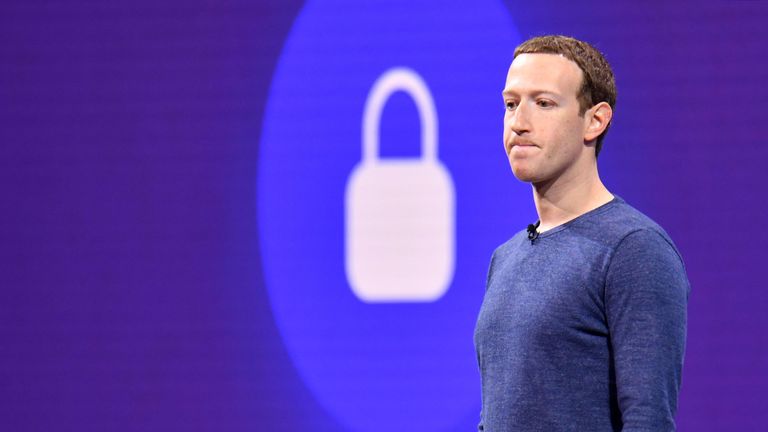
478, 238, 611, 343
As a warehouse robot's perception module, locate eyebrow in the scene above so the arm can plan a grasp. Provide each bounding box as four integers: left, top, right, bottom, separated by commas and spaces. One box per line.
501, 89, 562, 99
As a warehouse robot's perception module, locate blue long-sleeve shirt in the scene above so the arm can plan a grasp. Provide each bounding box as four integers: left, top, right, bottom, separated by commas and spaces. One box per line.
474, 196, 689, 431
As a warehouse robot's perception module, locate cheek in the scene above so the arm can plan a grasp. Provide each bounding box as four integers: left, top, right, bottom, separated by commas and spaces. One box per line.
551, 117, 584, 147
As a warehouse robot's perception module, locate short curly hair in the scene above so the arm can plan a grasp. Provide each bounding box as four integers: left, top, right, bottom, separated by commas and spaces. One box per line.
514, 35, 616, 156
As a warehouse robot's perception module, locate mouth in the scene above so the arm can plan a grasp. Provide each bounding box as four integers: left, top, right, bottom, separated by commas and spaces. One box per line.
512, 139, 536, 147
506, 140, 538, 153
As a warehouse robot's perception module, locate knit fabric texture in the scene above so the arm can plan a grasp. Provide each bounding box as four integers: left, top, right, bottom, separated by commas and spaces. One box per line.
474, 196, 689, 431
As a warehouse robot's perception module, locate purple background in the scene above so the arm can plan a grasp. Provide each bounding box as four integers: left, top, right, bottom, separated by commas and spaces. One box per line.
2, 1, 766, 430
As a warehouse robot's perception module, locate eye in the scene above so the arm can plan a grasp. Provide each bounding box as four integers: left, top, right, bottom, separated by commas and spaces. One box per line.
505, 101, 518, 111
536, 99, 555, 108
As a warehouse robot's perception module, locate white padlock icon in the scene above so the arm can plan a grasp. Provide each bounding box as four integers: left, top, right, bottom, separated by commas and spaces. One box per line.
345, 67, 456, 303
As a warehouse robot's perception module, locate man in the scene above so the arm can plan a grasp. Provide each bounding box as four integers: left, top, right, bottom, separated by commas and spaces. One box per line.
473, 35, 689, 431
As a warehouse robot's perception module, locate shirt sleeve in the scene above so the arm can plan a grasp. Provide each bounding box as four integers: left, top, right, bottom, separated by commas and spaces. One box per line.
604, 228, 690, 431
477, 249, 497, 431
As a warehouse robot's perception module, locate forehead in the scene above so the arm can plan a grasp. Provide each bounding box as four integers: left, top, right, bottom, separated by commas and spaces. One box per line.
503, 53, 583, 97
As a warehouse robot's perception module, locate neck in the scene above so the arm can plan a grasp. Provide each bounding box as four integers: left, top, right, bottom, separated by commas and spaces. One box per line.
531, 158, 613, 232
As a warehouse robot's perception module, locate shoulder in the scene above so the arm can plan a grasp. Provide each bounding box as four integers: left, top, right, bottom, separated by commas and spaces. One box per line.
599, 200, 690, 297
491, 229, 529, 259
573, 197, 684, 264
610, 228, 686, 275
485, 229, 529, 278
599, 203, 691, 314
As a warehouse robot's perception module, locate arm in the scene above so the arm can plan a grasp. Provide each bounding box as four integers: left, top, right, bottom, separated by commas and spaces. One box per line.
477, 250, 497, 432
605, 229, 690, 431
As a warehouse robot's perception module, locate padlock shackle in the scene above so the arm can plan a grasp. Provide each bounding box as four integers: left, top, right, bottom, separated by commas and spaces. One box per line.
362, 68, 438, 164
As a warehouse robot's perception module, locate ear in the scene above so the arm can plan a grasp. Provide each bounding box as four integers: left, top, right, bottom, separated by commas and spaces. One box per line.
583, 102, 612, 142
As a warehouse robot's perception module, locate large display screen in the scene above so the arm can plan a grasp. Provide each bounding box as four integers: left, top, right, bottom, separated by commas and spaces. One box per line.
2, 1, 766, 430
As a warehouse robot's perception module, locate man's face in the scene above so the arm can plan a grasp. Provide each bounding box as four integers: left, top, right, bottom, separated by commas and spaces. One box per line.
502, 53, 593, 184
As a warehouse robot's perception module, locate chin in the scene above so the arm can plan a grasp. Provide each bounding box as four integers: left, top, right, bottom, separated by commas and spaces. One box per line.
509, 163, 537, 183
512, 172, 536, 183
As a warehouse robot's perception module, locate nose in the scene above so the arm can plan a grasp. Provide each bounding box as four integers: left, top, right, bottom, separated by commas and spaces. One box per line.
508, 103, 531, 136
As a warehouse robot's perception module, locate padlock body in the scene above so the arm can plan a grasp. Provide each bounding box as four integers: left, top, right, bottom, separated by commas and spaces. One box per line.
345, 160, 455, 302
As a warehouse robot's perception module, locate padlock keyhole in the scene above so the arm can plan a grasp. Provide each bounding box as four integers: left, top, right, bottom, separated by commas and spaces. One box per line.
378, 91, 422, 158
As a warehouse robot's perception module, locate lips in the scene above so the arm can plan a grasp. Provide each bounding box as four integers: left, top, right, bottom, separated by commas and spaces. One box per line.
511, 140, 536, 147
506, 139, 538, 154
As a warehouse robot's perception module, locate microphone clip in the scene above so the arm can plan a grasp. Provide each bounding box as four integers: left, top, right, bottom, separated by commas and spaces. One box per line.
527, 221, 540, 244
